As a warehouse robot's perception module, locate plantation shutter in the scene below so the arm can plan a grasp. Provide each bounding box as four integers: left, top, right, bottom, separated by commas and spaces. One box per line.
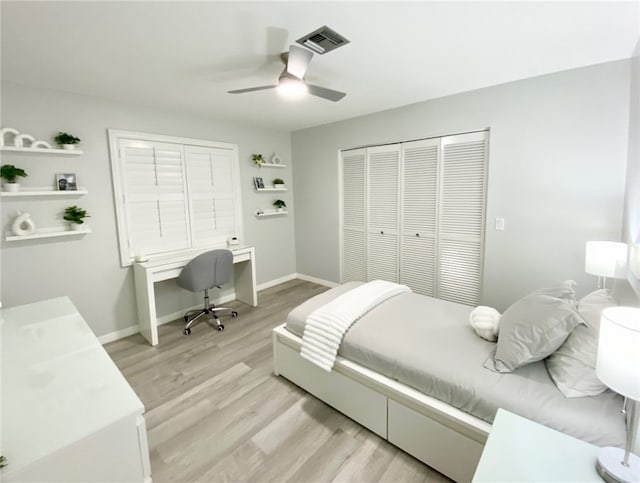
367, 144, 400, 283
341, 148, 367, 282
120, 139, 190, 259
400, 138, 440, 296
185, 146, 238, 248
437, 131, 488, 305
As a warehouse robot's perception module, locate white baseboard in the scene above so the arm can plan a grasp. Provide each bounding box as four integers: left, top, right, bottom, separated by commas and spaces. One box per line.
295, 273, 339, 288
98, 325, 140, 344
257, 273, 298, 291
99, 273, 337, 345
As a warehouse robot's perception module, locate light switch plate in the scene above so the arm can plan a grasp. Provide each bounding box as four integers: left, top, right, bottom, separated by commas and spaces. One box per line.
495, 218, 505, 231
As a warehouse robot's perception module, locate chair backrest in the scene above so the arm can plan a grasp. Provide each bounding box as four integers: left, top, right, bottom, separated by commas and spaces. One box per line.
177, 249, 234, 292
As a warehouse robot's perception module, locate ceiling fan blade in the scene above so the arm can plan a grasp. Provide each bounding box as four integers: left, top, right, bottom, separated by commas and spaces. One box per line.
228, 85, 277, 94
286, 44, 313, 79
306, 84, 346, 102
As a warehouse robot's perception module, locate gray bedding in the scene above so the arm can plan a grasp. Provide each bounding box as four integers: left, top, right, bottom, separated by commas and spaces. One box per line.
286, 282, 627, 449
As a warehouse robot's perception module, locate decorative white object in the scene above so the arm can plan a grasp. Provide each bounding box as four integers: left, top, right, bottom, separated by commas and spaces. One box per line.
11, 212, 36, 236
31, 140, 52, 149
4, 182, 20, 192
0, 127, 19, 146
585, 241, 628, 288
595, 306, 640, 483
271, 153, 282, 164
14, 133, 35, 148
70, 222, 85, 231
469, 306, 501, 342
62, 144, 76, 150
228, 236, 239, 246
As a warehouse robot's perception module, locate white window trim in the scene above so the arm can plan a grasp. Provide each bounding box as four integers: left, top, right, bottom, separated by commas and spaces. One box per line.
108, 129, 244, 267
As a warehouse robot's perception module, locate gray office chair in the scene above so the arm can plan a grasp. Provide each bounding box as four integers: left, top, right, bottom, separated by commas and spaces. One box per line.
177, 249, 238, 335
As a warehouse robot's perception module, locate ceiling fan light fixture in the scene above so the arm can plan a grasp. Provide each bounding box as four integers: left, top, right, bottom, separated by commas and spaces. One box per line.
277, 78, 308, 98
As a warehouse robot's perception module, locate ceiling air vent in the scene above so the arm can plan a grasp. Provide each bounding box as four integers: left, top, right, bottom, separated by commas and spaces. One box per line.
296, 26, 350, 55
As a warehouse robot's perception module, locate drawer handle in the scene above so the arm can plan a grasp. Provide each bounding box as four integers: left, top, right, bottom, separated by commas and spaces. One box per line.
380, 231, 384, 235
416, 233, 420, 237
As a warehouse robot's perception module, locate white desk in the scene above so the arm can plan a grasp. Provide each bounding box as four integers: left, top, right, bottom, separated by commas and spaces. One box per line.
1, 297, 151, 482
133, 246, 257, 345
472, 409, 602, 482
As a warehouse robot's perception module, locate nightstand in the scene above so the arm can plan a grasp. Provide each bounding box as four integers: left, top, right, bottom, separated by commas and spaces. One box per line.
472, 408, 602, 482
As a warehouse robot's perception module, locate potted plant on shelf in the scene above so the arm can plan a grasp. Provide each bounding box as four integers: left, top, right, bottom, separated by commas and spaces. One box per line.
273, 178, 285, 188
252, 154, 265, 167
0, 164, 28, 192
273, 199, 287, 212
54, 132, 81, 150
63, 205, 90, 230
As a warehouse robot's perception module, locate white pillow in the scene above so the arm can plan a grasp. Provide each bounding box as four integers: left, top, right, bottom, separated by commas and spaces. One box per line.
469, 306, 501, 342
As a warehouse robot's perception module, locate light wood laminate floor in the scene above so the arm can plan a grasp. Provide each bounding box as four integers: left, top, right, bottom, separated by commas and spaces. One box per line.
106, 279, 450, 483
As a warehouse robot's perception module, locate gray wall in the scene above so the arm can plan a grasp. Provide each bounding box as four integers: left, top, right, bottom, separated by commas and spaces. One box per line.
0, 82, 296, 337
292, 60, 631, 310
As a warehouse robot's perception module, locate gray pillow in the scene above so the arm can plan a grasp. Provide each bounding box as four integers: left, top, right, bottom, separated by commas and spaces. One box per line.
545, 289, 617, 397
485, 293, 584, 373
530, 279, 577, 303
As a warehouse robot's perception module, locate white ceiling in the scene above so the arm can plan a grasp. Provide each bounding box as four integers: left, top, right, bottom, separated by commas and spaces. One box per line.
2, 1, 639, 132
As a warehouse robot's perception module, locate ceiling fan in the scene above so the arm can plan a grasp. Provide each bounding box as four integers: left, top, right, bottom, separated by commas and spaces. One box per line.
227, 44, 346, 102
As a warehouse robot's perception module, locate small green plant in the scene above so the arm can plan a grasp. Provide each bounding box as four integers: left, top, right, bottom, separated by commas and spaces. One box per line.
0, 164, 28, 183
63, 205, 90, 224
273, 178, 285, 185
273, 199, 287, 209
54, 132, 81, 145
252, 154, 265, 166
0, 454, 6, 468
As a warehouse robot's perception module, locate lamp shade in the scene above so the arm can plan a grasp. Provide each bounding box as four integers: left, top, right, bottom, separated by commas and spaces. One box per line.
596, 306, 640, 401
585, 241, 628, 278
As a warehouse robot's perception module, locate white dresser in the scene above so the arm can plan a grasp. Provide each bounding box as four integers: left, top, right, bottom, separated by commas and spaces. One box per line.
1, 297, 151, 482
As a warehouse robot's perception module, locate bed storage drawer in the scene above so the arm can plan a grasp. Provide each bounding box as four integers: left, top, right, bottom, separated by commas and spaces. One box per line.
275, 342, 387, 438
388, 399, 484, 483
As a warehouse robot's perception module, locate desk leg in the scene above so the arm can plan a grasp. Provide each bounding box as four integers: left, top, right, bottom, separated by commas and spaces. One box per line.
133, 263, 159, 346
234, 253, 257, 307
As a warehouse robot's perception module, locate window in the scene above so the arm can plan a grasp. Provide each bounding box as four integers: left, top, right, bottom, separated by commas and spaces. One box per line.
108, 130, 243, 266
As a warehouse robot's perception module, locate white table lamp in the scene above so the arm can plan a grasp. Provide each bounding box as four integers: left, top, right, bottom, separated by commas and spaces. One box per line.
585, 241, 628, 289
596, 306, 640, 483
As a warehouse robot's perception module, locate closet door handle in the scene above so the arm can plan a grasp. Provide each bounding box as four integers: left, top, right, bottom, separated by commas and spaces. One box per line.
380, 231, 384, 235
416, 233, 420, 237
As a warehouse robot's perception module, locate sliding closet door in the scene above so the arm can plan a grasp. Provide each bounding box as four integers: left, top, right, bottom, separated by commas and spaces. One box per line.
437, 131, 488, 305
400, 139, 440, 296
341, 149, 367, 282
367, 144, 401, 282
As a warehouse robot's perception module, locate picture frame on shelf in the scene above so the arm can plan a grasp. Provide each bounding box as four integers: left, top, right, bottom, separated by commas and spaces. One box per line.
253, 177, 265, 189
56, 173, 78, 191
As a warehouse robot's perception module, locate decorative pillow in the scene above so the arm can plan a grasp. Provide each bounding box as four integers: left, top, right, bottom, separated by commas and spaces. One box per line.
545, 289, 617, 397
530, 280, 577, 304
485, 293, 584, 373
469, 306, 501, 342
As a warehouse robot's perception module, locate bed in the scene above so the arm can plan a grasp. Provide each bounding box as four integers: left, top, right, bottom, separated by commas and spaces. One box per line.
272, 281, 634, 483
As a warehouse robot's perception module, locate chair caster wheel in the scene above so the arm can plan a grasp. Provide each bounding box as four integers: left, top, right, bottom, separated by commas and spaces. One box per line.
231, 311, 238, 317
217, 324, 224, 331
183, 328, 191, 335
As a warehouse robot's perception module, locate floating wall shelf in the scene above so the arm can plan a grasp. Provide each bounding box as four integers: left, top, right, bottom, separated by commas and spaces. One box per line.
255, 209, 288, 217
255, 186, 287, 192
5, 226, 92, 242
1, 187, 89, 198
0, 146, 83, 155
258, 163, 286, 168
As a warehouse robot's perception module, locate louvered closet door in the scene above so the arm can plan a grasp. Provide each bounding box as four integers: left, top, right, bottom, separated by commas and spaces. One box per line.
185, 146, 238, 248
438, 131, 488, 306
400, 139, 440, 296
341, 149, 367, 282
367, 144, 401, 282
120, 139, 190, 258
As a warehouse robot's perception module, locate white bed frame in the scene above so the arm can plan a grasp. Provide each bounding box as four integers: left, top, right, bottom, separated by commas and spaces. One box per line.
272, 324, 492, 483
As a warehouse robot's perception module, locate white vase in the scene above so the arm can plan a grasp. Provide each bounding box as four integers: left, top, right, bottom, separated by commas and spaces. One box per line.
4, 183, 19, 192
276, 207, 283, 212
70, 223, 84, 231
62, 144, 76, 150
12, 212, 36, 236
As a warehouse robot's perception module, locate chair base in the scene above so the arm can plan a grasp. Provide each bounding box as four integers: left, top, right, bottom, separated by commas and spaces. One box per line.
183, 306, 238, 334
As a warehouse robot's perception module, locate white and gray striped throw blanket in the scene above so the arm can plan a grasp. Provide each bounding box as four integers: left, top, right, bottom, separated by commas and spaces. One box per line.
300, 280, 411, 372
